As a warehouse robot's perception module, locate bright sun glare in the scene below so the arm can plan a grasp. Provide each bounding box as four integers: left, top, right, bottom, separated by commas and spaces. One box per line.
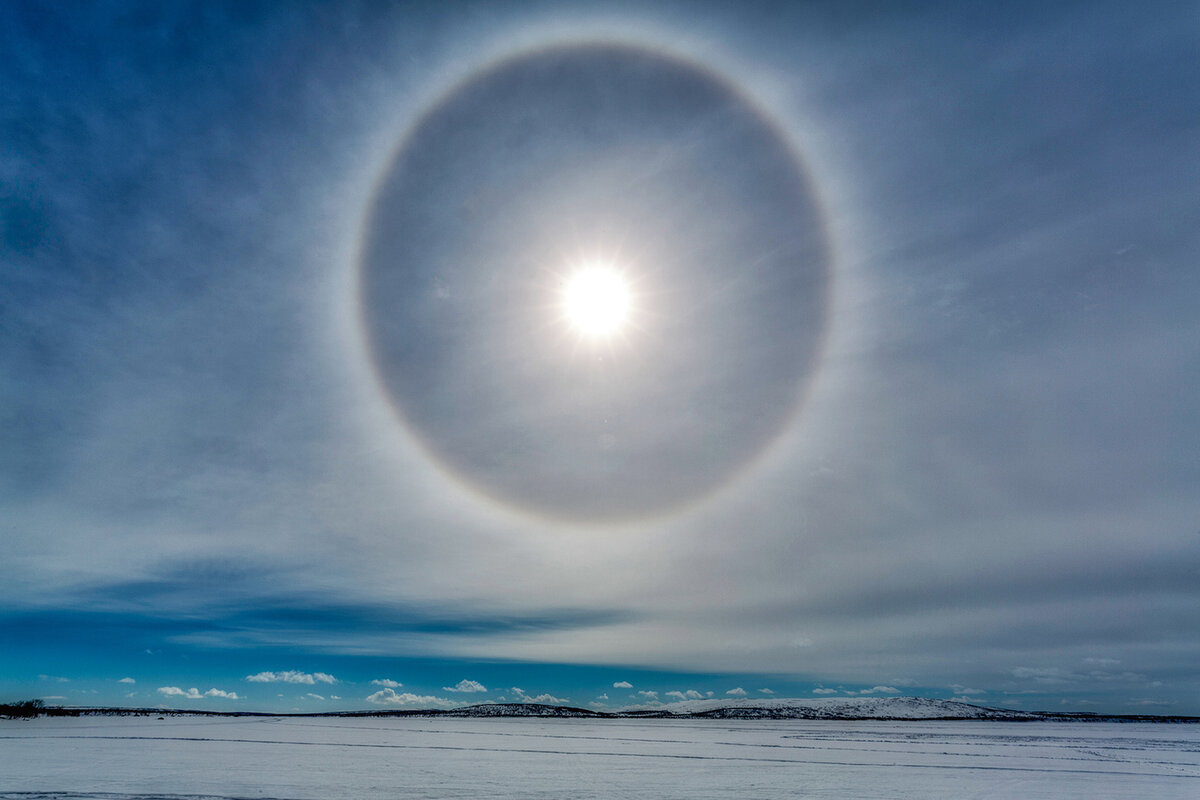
561, 264, 631, 338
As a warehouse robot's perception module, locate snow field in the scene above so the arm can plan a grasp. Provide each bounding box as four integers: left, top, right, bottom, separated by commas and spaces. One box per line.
1, 715, 1198, 799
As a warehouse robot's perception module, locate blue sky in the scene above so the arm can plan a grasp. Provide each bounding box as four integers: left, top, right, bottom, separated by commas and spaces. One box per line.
3, 1, 1199, 715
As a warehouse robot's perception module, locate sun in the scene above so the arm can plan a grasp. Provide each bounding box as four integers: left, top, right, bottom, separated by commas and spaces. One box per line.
561, 264, 632, 338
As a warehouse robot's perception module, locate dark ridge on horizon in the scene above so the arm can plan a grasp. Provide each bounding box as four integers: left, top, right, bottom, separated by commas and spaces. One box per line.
5, 698, 1198, 723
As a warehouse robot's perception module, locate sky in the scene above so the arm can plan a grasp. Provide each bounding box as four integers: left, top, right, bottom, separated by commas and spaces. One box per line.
2, 1, 1199, 715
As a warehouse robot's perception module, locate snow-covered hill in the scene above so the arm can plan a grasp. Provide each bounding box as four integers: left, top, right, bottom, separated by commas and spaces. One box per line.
427, 697, 1037, 720
637, 696, 1036, 720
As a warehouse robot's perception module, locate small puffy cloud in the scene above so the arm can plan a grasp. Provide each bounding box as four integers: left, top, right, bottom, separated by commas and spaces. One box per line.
857, 686, 900, 695
443, 679, 487, 693
528, 693, 569, 704
637, 690, 658, 699
371, 678, 402, 688
38, 675, 70, 683
511, 687, 569, 704
612, 681, 633, 689
595, 693, 609, 701
812, 688, 838, 695
118, 677, 136, 684
666, 689, 705, 701
366, 688, 457, 708
725, 687, 747, 696
305, 693, 325, 701
158, 687, 238, 700
245, 670, 337, 685
758, 688, 774, 695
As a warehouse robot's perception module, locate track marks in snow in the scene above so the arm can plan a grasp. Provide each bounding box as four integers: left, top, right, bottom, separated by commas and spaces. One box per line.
3, 732, 1197, 779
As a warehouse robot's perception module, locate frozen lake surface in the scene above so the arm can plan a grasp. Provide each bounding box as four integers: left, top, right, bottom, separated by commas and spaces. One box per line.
2, 715, 1198, 798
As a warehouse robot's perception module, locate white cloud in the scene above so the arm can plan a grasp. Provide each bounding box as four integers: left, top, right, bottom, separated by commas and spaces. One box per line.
758, 688, 774, 694
371, 678, 402, 688
812, 688, 838, 695
637, 690, 658, 699
950, 684, 985, 696
666, 689, 705, 700
305, 693, 325, 701
612, 681, 633, 689
157, 686, 238, 700
725, 687, 747, 696
529, 693, 569, 704
595, 693, 609, 701
38, 675, 70, 683
365, 688, 457, 708
244, 670, 336, 685
118, 677, 136, 684
510, 687, 569, 704
443, 679, 487, 693
43, 695, 67, 701
857, 686, 900, 695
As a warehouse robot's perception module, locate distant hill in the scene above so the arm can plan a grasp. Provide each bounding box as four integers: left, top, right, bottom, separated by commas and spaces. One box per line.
643, 696, 1037, 720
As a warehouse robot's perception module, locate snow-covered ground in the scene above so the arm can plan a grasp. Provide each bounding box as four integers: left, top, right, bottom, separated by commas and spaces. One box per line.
2, 715, 1198, 799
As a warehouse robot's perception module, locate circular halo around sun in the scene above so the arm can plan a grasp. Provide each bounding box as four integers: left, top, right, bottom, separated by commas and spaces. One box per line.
561, 264, 632, 339
358, 42, 831, 522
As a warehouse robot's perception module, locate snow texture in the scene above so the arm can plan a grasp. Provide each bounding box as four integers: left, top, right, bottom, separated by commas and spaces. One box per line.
1, 715, 1198, 799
